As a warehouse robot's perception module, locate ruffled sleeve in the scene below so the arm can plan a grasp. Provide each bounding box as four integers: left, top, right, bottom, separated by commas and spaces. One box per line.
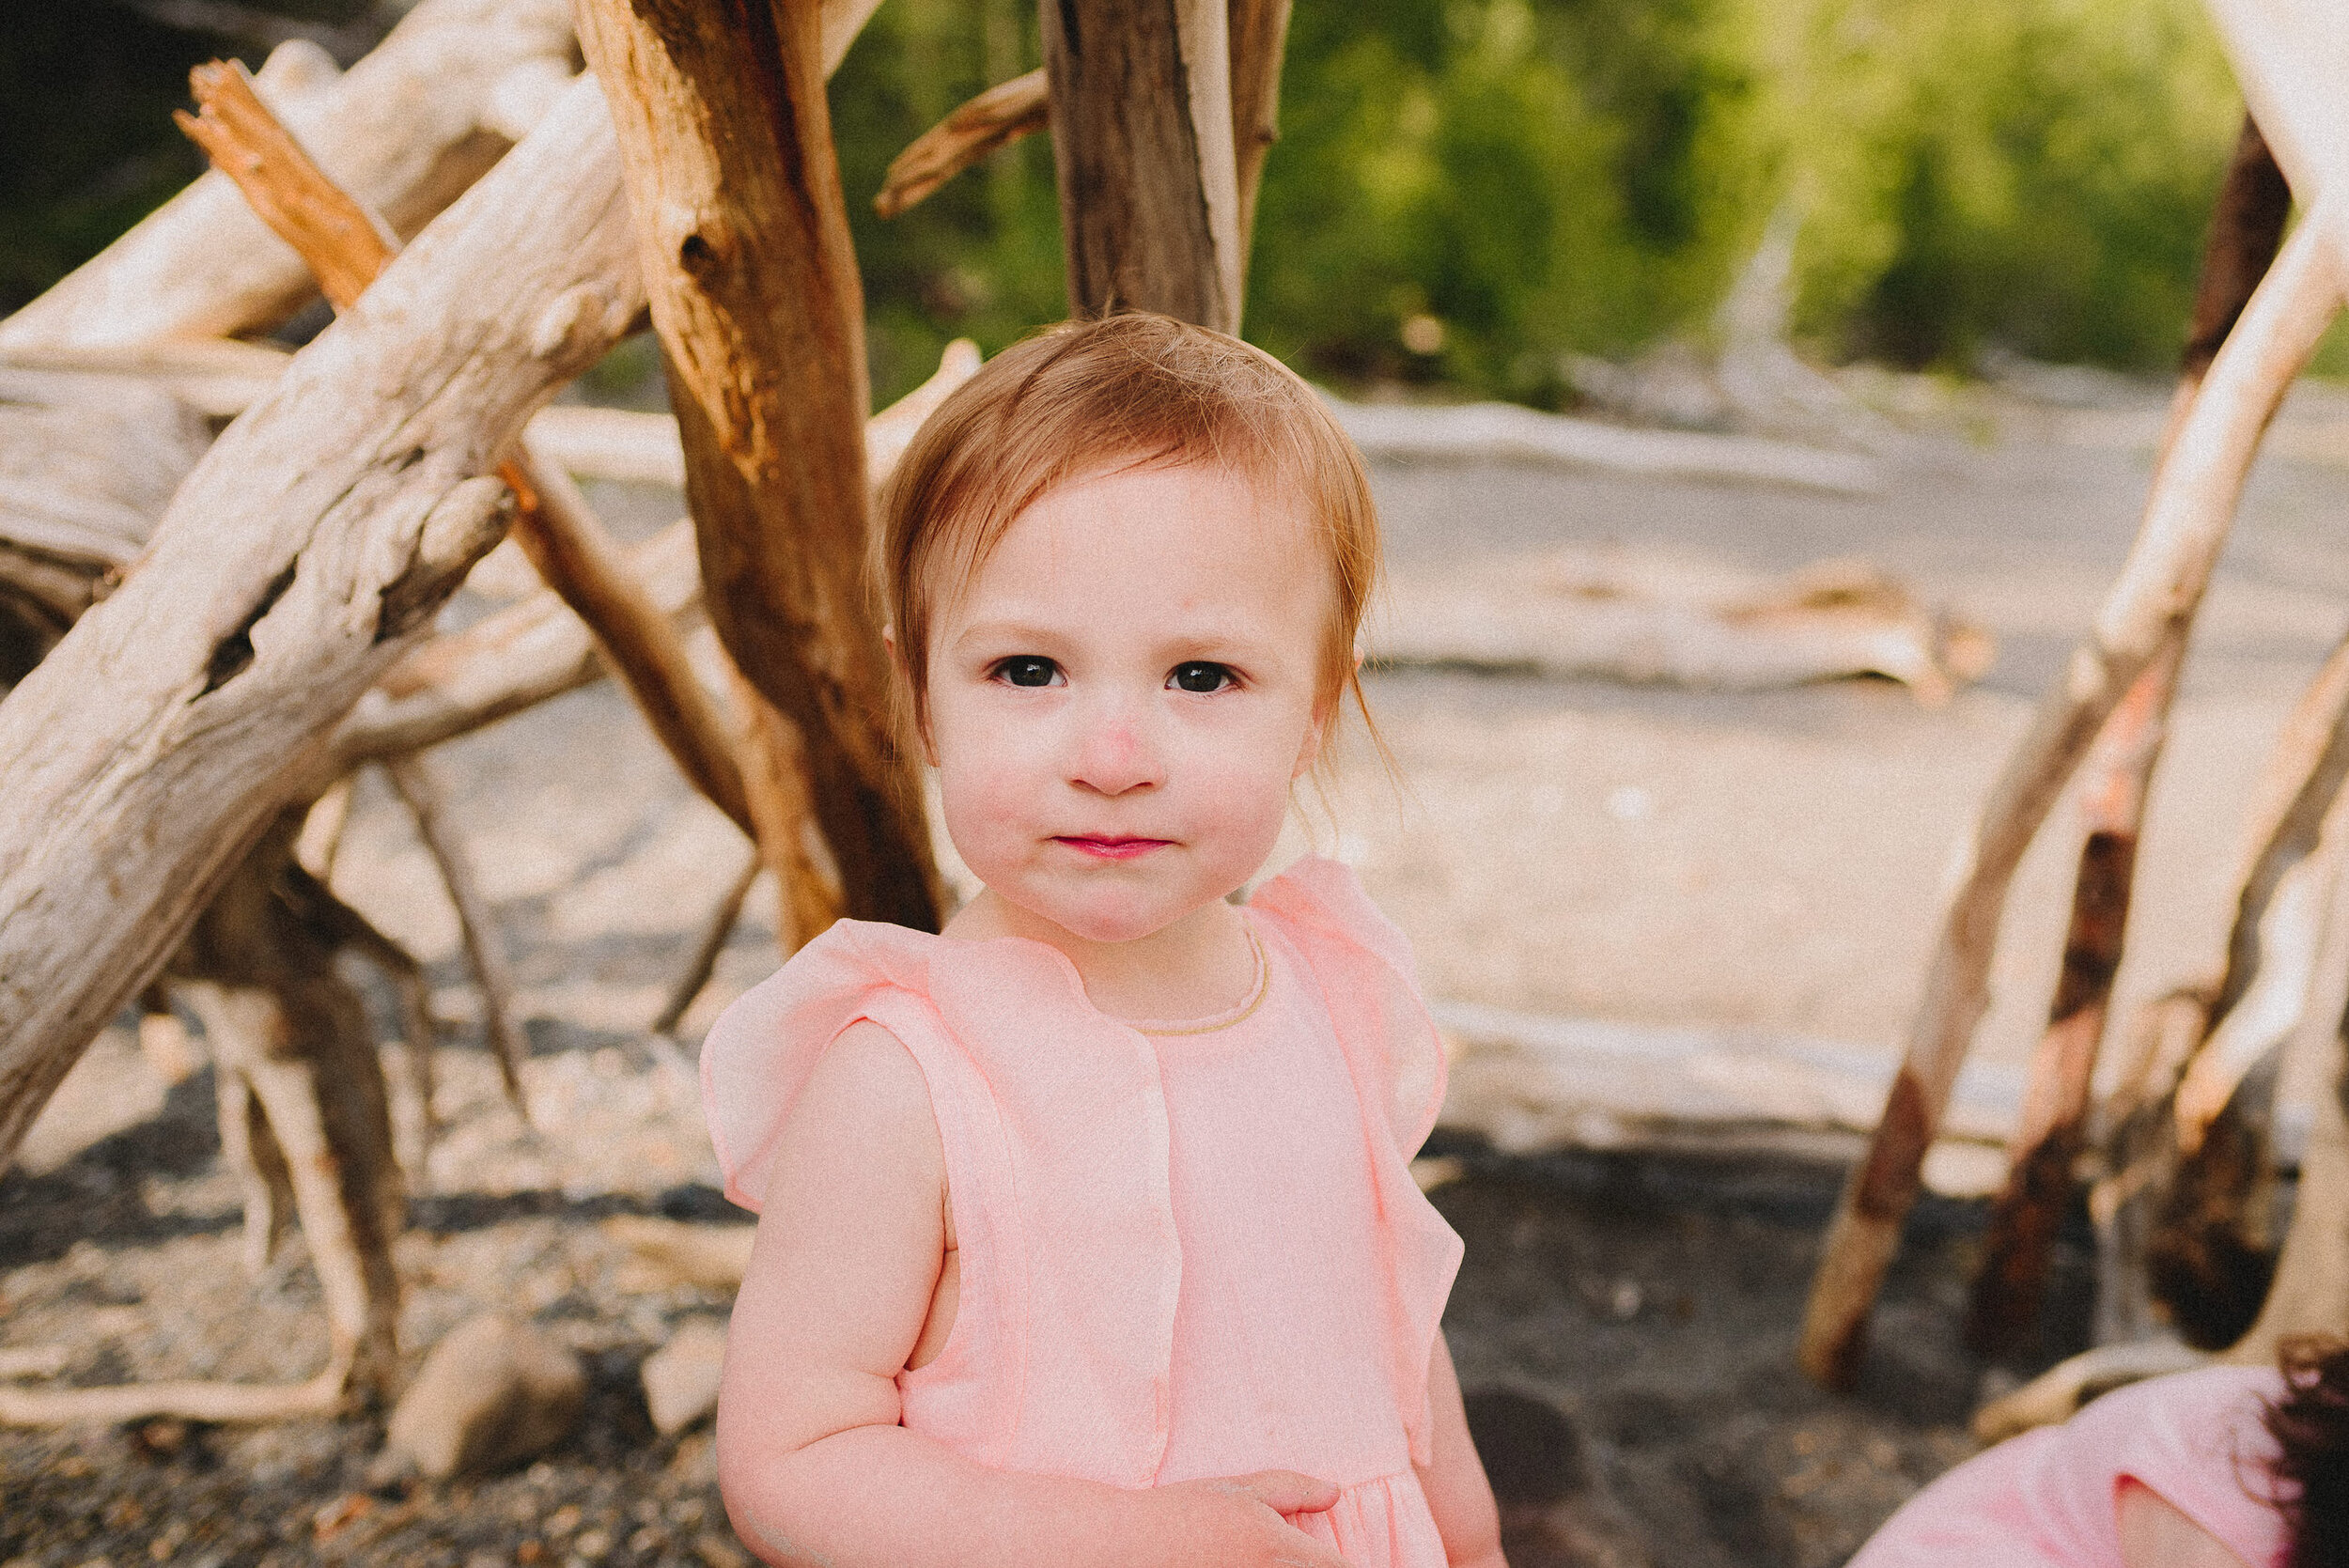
1251, 857, 1463, 1469
698, 919, 943, 1213
1250, 857, 1449, 1159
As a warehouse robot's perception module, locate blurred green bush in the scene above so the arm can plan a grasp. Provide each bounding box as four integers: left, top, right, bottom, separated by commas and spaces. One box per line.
2, 0, 2260, 407
843, 0, 2245, 405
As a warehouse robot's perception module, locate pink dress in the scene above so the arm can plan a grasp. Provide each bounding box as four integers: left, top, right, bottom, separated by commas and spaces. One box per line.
1848, 1365, 2291, 1567
702, 857, 1466, 1568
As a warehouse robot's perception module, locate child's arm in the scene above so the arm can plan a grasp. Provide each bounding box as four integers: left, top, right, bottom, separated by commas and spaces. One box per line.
1415, 1332, 1507, 1568
714, 1020, 1353, 1568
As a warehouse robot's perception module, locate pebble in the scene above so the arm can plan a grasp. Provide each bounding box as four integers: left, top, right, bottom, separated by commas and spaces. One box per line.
642, 1319, 729, 1436
377, 1315, 585, 1481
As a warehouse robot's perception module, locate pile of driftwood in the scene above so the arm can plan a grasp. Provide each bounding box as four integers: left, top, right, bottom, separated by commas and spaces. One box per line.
1797, 0, 2349, 1432
0, 0, 1311, 1422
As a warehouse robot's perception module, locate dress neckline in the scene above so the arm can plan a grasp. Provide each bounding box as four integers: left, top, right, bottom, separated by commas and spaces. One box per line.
1125, 924, 1269, 1036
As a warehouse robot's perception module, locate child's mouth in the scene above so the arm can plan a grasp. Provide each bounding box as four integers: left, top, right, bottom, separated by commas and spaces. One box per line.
1054, 836, 1172, 861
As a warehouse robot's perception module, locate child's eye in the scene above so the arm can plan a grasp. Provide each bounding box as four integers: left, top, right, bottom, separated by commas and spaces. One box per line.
991, 656, 1063, 688
1168, 661, 1236, 694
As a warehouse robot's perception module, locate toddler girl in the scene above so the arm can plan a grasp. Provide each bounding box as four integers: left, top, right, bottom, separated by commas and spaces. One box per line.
699, 314, 1507, 1568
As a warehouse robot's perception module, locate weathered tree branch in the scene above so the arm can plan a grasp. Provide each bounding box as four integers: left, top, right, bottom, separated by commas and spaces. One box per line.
1798, 210, 2343, 1389
0, 73, 642, 1170
178, 54, 755, 840
1965, 116, 2290, 1355
334, 338, 980, 769
875, 70, 1049, 219
175, 57, 402, 312
575, 0, 942, 930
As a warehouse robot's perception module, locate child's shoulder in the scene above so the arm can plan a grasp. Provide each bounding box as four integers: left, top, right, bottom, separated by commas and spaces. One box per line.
699, 918, 958, 1213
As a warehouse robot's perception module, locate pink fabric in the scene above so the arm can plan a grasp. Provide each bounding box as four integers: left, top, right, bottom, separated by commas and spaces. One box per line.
1848, 1365, 2292, 1568
701, 857, 1464, 1568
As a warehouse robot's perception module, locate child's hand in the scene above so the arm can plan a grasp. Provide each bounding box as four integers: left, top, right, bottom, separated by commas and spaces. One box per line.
1141, 1470, 1351, 1568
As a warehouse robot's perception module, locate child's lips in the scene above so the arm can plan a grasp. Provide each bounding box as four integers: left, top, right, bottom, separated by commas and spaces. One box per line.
1054, 835, 1173, 861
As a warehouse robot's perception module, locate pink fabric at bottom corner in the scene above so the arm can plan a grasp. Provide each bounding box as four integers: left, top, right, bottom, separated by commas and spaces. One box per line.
1848, 1364, 2291, 1568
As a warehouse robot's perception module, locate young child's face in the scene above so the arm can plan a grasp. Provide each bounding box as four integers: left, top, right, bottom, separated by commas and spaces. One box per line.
922, 459, 1332, 945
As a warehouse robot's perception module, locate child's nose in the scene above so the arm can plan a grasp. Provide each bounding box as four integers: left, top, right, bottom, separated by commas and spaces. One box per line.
1067, 702, 1163, 797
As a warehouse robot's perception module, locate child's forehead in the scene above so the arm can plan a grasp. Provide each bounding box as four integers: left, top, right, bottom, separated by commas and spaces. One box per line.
925, 458, 1329, 630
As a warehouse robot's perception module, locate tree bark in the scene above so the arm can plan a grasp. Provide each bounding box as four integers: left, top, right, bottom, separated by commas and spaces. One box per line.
1041, 0, 1244, 331
0, 0, 577, 354
1965, 641, 2181, 1356
0, 74, 642, 1170
1797, 210, 2343, 1389
574, 0, 942, 931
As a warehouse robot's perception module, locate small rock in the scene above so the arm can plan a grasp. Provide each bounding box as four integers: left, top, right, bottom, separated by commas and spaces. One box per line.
642, 1319, 728, 1436
378, 1315, 584, 1481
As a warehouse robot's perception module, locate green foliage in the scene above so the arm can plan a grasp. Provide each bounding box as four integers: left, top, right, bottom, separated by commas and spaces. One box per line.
836, 0, 2242, 398
1760, 0, 2240, 369
2, 0, 2252, 403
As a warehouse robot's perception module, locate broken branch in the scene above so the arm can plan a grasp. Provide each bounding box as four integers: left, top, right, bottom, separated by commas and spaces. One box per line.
874, 70, 1049, 219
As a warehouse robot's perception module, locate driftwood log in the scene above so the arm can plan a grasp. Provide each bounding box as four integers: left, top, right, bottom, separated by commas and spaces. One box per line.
177, 53, 759, 848
1375, 551, 1992, 703
1798, 207, 2344, 1389
0, 0, 576, 357
576, 0, 943, 934
0, 72, 642, 1170
334, 339, 980, 772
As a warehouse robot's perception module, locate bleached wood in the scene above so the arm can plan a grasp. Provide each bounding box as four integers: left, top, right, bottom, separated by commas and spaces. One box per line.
336, 341, 981, 766
1329, 396, 1885, 496
0, 0, 576, 354
1970, 116, 2288, 1355
0, 368, 213, 568
1799, 211, 2344, 1389
175, 51, 756, 843
175, 56, 401, 313
1375, 551, 1990, 702
0, 75, 643, 1170
1435, 999, 2022, 1192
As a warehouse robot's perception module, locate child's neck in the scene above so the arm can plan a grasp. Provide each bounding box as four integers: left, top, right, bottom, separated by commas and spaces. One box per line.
947, 889, 1256, 1025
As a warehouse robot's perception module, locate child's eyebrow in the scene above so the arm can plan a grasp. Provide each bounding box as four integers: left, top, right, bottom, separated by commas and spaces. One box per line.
948, 618, 1069, 652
